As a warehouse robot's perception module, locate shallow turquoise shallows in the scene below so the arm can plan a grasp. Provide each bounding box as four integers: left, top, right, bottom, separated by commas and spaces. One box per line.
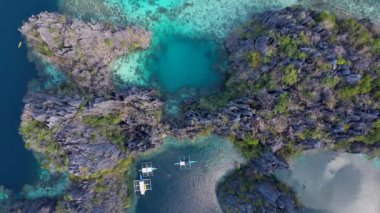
105, 0, 299, 96
145, 36, 223, 94
275, 151, 380, 213
132, 136, 245, 213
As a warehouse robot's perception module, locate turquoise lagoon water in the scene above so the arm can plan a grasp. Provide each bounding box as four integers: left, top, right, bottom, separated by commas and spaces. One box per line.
72, 0, 299, 97
132, 136, 245, 213
56, 0, 380, 212
275, 151, 380, 213
0, 0, 379, 209
59, 0, 380, 97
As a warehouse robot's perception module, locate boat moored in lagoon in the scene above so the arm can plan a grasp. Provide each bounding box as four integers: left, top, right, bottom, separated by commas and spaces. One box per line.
175, 156, 197, 169
134, 174, 152, 195
139, 162, 157, 177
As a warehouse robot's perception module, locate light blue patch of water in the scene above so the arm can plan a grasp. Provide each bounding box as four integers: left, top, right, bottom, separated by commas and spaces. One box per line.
59, 0, 380, 95
373, 158, 380, 168
21, 170, 69, 200
145, 36, 223, 94
40, 62, 67, 89
105, 0, 298, 95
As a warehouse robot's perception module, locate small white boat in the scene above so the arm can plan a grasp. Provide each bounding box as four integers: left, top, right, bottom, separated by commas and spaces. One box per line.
18, 41, 22, 48
134, 174, 152, 195
175, 156, 196, 169
139, 162, 157, 177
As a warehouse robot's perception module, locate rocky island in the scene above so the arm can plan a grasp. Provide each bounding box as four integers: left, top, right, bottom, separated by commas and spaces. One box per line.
20, 12, 150, 95
1, 6, 380, 213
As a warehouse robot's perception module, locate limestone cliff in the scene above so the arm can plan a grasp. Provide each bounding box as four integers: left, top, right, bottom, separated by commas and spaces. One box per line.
20, 12, 150, 95
6, 7, 380, 213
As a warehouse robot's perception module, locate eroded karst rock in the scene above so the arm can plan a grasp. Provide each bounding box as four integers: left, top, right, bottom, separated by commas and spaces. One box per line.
20, 12, 151, 94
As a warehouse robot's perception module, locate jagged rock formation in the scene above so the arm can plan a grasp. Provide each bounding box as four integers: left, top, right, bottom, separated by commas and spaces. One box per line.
21, 89, 165, 175
9, 7, 380, 213
217, 153, 300, 213
20, 12, 150, 94
18, 88, 165, 212
185, 6, 380, 158
181, 7, 380, 212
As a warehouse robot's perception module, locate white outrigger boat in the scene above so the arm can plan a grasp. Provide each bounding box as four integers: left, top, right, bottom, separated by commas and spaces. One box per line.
175, 156, 196, 169
134, 174, 152, 196
139, 162, 157, 177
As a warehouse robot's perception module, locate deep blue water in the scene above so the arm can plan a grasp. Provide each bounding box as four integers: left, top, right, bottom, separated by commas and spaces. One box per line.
0, 0, 57, 191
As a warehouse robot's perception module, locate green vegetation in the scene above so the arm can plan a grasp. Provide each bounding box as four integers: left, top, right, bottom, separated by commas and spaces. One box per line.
82, 114, 125, 149
340, 75, 373, 100
231, 134, 264, 159
248, 51, 262, 69
249, 19, 268, 39
337, 56, 348, 65
36, 41, 53, 56
278, 35, 299, 58
70, 156, 134, 209
20, 120, 68, 173
274, 92, 289, 114
340, 18, 373, 48
218, 166, 301, 212
104, 38, 113, 48
283, 65, 299, 86
278, 142, 302, 160
323, 76, 341, 88
296, 128, 326, 141
356, 119, 380, 145
374, 38, 380, 55
316, 11, 337, 29
299, 31, 309, 44
72, 156, 133, 181
192, 10, 380, 166
317, 63, 333, 71
197, 81, 253, 111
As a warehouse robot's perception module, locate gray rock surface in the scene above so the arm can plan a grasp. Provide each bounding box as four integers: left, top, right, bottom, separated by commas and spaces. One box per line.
20, 12, 151, 94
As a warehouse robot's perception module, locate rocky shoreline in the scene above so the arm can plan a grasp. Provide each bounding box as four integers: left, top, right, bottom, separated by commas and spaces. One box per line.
1, 6, 380, 213
20, 12, 150, 95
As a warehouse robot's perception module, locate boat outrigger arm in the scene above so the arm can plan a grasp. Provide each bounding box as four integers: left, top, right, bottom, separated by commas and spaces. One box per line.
134, 175, 152, 196
139, 162, 157, 177
175, 156, 196, 169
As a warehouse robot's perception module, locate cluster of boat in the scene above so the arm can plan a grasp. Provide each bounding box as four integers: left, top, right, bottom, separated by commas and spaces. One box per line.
134, 156, 197, 195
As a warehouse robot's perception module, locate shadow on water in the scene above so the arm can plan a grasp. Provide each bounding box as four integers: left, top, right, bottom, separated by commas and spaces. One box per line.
133, 135, 245, 213
0, 0, 58, 191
